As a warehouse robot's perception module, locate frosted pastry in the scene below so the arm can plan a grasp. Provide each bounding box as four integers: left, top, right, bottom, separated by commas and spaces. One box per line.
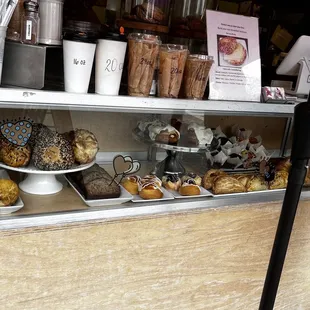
139, 181, 163, 200
179, 179, 201, 196
162, 174, 181, 191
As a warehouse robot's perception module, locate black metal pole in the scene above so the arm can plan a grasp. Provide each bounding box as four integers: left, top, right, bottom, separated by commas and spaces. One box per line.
259, 159, 308, 310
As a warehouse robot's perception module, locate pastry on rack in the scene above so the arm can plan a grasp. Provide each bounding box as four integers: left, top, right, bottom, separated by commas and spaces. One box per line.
203, 169, 227, 190
247, 175, 268, 192
1, 144, 31, 168
68, 164, 120, 200
179, 178, 201, 196
63, 129, 99, 164
139, 182, 163, 200
28, 123, 50, 149
162, 174, 181, 191
269, 171, 289, 190
182, 173, 202, 186
33, 129, 75, 171
187, 123, 214, 146
121, 175, 141, 195
212, 175, 246, 195
0, 179, 19, 206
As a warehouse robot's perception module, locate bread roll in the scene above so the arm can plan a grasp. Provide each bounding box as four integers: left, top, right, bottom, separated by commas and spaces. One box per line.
0, 179, 19, 206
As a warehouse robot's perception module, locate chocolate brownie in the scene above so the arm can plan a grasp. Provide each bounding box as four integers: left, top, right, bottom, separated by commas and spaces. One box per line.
67, 164, 120, 200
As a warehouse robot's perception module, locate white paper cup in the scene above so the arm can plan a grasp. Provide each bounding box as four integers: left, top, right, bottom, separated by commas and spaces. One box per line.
95, 39, 127, 95
63, 39, 96, 93
0, 26, 7, 84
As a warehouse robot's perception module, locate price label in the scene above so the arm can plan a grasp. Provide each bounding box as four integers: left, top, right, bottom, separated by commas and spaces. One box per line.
73, 59, 86, 65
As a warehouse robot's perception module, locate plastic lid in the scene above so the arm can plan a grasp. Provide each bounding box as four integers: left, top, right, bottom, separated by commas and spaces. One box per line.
127, 33, 161, 45
188, 54, 214, 61
160, 44, 188, 51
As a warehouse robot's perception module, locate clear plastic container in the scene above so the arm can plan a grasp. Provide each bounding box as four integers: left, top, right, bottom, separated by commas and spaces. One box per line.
124, 0, 171, 26
7, 0, 24, 42
171, 0, 218, 32
158, 44, 189, 98
182, 54, 214, 100
127, 33, 161, 97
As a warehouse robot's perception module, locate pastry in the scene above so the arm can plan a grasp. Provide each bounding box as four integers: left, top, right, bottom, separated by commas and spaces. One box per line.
32, 129, 75, 171
0, 179, 19, 206
269, 171, 289, 190
0, 136, 10, 162
187, 123, 213, 146
28, 123, 50, 149
212, 175, 246, 195
121, 175, 141, 195
139, 182, 163, 200
162, 174, 181, 191
148, 124, 180, 144
246, 175, 268, 192
203, 169, 227, 190
68, 164, 121, 200
64, 129, 99, 164
223, 43, 247, 66
276, 158, 291, 173
218, 37, 238, 55
182, 173, 202, 186
234, 174, 251, 188
1, 144, 31, 167
141, 175, 162, 188
179, 179, 201, 196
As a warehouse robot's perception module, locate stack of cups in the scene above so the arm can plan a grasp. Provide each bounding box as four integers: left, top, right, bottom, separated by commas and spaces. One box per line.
95, 34, 127, 96
63, 21, 100, 94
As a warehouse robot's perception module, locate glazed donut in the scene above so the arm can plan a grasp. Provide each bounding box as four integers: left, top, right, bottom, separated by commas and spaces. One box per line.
141, 175, 162, 188
121, 175, 141, 195
139, 182, 163, 200
179, 179, 201, 196
203, 169, 227, 190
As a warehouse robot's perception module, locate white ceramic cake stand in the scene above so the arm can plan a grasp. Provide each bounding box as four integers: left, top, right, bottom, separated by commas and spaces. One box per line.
0, 160, 95, 195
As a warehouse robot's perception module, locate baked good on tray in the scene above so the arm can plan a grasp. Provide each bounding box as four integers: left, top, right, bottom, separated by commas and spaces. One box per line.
162, 174, 181, 191
0, 179, 19, 206
63, 129, 99, 164
68, 164, 121, 200
212, 175, 246, 195
247, 175, 268, 192
32, 129, 75, 171
269, 171, 289, 190
179, 178, 201, 196
121, 175, 141, 195
203, 169, 227, 190
141, 175, 162, 188
139, 182, 163, 200
182, 173, 202, 187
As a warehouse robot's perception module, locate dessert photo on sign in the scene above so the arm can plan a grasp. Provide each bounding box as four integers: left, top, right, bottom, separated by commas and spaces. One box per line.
217, 36, 248, 67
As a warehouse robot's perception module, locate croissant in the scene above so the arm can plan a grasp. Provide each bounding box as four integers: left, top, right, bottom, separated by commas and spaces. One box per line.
247, 175, 268, 192
203, 169, 227, 190
276, 158, 291, 173
234, 174, 251, 188
212, 176, 246, 195
269, 171, 289, 190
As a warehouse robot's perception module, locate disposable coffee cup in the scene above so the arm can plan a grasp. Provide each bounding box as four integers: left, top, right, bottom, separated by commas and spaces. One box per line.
63, 39, 96, 93
95, 39, 127, 96
0, 26, 7, 84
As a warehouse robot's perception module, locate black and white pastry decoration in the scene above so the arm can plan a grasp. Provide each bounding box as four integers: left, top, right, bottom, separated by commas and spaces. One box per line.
111, 155, 141, 185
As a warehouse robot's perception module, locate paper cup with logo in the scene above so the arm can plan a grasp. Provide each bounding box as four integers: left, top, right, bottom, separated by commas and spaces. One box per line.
127, 33, 161, 97
63, 39, 96, 93
96, 39, 127, 95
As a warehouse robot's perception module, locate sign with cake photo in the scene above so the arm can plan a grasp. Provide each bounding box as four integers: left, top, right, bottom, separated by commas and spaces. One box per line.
206, 10, 261, 102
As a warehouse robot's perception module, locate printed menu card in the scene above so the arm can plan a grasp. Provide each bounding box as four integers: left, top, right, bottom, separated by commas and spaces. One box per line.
206, 10, 261, 102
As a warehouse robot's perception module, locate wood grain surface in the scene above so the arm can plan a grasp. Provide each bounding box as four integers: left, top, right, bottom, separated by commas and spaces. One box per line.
1, 201, 310, 309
